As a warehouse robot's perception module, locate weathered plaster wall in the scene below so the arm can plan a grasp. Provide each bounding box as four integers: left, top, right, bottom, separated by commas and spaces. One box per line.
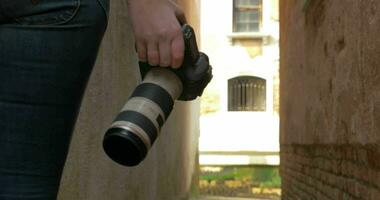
58, 1, 200, 199
280, 0, 380, 199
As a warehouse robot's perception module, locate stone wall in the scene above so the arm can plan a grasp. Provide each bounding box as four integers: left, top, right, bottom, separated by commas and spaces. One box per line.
58, 0, 200, 199
280, 0, 380, 199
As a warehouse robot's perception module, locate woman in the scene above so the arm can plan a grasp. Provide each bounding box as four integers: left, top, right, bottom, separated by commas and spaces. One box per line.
0, 0, 186, 198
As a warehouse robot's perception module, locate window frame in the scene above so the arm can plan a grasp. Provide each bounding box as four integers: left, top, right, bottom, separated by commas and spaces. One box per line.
233, 0, 263, 33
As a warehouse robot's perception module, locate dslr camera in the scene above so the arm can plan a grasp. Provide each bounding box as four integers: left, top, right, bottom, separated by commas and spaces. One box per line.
103, 24, 212, 166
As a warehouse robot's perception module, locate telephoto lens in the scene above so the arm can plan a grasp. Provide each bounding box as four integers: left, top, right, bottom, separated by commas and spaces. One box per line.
103, 24, 212, 166
103, 68, 183, 166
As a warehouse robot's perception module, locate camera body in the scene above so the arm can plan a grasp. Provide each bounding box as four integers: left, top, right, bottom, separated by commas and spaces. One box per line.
103, 24, 212, 166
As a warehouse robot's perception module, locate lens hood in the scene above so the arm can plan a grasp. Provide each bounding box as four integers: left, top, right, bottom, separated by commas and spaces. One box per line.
103, 128, 148, 166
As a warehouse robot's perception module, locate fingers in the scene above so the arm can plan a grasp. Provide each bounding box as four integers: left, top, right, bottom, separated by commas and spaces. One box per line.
136, 39, 174, 67
160, 25, 184, 68
133, 0, 186, 68
129, 0, 187, 68
147, 42, 159, 66
158, 39, 171, 67
136, 41, 147, 62
171, 34, 185, 68
138, 28, 184, 68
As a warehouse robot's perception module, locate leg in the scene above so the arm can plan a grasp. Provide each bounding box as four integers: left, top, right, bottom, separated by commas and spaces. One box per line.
0, 0, 109, 199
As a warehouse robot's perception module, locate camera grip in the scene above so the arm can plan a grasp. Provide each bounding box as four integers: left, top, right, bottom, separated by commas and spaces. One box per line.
139, 24, 212, 101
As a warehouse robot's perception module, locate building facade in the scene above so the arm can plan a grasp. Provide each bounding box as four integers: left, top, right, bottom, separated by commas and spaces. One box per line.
199, 0, 280, 166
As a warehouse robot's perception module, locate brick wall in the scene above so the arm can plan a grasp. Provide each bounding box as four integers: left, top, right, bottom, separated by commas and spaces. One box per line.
281, 145, 380, 199
280, 0, 380, 199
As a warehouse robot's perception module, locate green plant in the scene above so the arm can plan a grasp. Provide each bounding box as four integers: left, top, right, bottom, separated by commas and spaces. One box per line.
252, 166, 281, 188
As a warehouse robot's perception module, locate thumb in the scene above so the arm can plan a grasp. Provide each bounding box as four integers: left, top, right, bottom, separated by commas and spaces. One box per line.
169, 1, 187, 25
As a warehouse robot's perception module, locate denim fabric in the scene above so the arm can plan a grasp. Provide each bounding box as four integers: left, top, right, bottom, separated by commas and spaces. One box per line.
0, 0, 109, 199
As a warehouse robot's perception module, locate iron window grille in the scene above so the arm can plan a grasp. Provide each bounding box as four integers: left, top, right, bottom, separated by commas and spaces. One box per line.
228, 76, 266, 111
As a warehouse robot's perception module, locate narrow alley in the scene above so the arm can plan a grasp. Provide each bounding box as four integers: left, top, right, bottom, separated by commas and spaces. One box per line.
47, 0, 380, 199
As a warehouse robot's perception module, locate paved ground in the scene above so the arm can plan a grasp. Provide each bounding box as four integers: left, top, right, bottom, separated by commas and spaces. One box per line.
192, 196, 268, 200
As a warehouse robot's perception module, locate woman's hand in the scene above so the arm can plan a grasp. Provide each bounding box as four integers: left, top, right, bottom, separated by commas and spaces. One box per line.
127, 0, 187, 68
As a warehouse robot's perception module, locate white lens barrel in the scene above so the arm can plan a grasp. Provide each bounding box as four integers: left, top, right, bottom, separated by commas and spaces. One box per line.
111, 68, 183, 150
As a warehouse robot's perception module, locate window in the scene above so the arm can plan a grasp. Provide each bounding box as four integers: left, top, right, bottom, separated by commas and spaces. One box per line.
233, 0, 262, 32
228, 76, 266, 111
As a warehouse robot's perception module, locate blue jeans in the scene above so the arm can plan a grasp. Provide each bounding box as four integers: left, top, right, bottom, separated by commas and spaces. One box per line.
0, 0, 109, 199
